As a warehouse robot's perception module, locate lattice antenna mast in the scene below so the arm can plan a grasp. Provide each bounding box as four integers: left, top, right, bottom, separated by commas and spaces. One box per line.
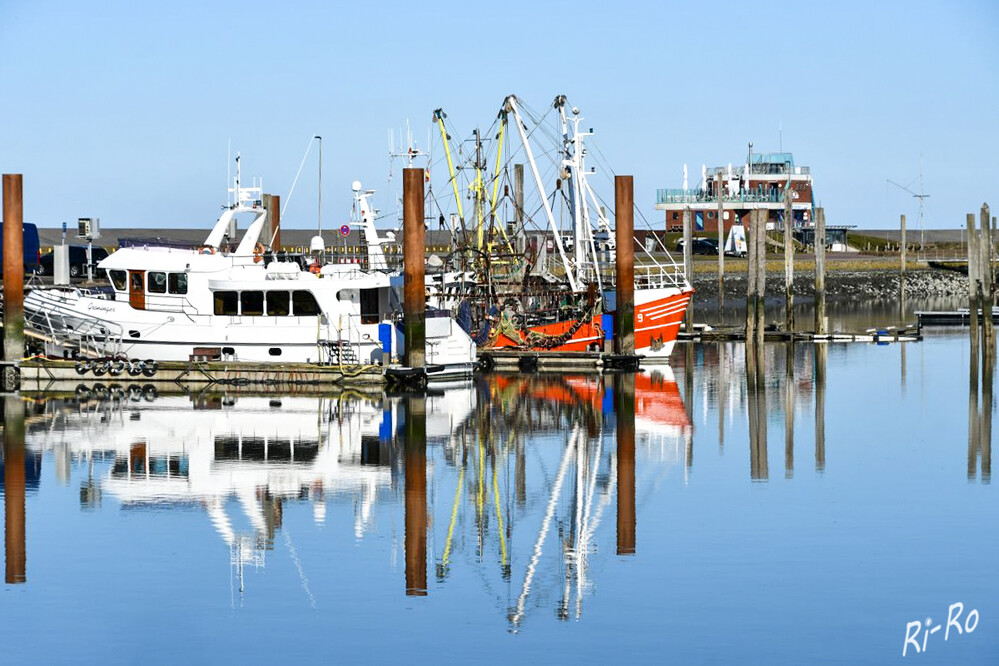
887, 162, 930, 249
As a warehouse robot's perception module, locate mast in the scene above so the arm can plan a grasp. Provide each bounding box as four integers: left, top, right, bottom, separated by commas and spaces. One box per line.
504, 95, 579, 293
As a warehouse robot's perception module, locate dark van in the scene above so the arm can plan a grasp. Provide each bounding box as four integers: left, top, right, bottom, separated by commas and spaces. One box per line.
36, 245, 110, 278
0, 222, 41, 272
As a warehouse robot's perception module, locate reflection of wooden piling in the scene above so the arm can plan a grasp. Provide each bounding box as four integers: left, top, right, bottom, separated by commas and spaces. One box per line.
4, 396, 26, 584
899, 214, 906, 319
615, 373, 636, 555
969, 337, 980, 480
683, 207, 693, 335
814, 208, 827, 336
684, 343, 694, 468
747, 343, 767, 480
784, 188, 794, 333
403, 169, 426, 368
404, 396, 428, 596
814, 344, 826, 472
982, 346, 992, 482
614, 176, 635, 355
784, 342, 794, 479
3, 174, 25, 364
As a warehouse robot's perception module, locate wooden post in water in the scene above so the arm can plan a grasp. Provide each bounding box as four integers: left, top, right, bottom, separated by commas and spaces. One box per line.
717, 178, 726, 318
745, 210, 759, 343
747, 342, 767, 480
982, 342, 993, 482
755, 209, 767, 346
615, 372, 636, 555
683, 207, 693, 335
899, 214, 906, 319
403, 169, 426, 368
684, 342, 694, 469
814, 207, 827, 336
968, 213, 979, 337
783, 187, 794, 333
404, 396, 428, 596
3, 174, 25, 366
4, 395, 26, 584
968, 326, 980, 480
614, 176, 635, 355
982, 203, 994, 347
262, 194, 281, 250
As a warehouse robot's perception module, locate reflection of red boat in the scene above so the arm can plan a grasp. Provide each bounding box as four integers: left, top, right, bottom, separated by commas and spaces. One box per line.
634, 368, 691, 432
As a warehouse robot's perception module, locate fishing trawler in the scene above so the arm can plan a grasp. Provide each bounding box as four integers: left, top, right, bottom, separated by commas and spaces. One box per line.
429, 95, 693, 360
23, 160, 476, 378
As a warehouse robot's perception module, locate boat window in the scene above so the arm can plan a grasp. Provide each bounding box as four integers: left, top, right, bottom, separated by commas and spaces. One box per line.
109, 270, 127, 291
241, 291, 264, 316
292, 290, 321, 316
148, 272, 167, 294
360, 288, 380, 325
266, 291, 290, 316
169, 273, 188, 295
213, 291, 238, 316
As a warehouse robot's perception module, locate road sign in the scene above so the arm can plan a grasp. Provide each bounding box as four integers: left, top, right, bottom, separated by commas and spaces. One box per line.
339, 224, 350, 237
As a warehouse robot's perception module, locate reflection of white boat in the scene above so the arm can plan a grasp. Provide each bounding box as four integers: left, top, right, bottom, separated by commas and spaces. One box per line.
24, 161, 475, 377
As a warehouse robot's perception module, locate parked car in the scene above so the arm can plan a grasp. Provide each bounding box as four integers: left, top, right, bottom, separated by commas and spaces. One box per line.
0, 222, 40, 272
36, 245, 110, 278
675, 237, 719, 255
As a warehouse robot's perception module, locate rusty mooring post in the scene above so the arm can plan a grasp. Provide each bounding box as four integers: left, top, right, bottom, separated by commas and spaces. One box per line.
615, 372, 636, 555
3, 174, 25, 367
614, 176, 635, 355
783, 187, 794, 334
403, 169, 426, 368
404, 395, 428, 596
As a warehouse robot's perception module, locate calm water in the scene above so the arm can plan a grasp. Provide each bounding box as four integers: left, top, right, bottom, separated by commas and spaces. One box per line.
1, 326, 996, 664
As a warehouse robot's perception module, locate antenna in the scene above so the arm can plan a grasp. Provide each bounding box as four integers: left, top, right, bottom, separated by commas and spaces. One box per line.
887, 159, 930, 250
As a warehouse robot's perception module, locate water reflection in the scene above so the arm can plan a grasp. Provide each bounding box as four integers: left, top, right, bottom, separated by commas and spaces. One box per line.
968, 332, 993, 483
4, 396, 26, 583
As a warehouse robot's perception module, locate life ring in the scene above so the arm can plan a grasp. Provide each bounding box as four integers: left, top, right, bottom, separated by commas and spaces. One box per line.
92, 360, 110, 377
108, 359, 126, 376
253, 242, 265, 263
127, 359, 144, 376
75, 360, 93, 375
142, 359, 159, 377
200, 245, 216, 255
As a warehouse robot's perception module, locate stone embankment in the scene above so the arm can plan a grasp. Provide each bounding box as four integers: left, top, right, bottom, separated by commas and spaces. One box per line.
690, 266, 967, 303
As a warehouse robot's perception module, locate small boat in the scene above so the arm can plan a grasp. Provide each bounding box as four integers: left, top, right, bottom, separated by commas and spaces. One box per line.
24, 159, 476, 379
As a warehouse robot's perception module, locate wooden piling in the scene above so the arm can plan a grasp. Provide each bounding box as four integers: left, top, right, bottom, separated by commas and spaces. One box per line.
755, 209, 766, 345
682, 207, 693, 335
969, 328, 980, 480
982, 204, 994, 347
614, 175, 635, 355
4, 395, 26, 584
747, 342, 767, 480
404, 396, 428, 596
716, 182, 725, 317
783, 187, 794, 333
262, 194, 281, 250
3, 174, 25, 365
899, 214, 906, 319
615, 372, 636, 555
746, 210, 759, 343
982, 341, 993, 482
968, 213, 980, 336
684, 342, 694, 468
403, 169, 426, 368
814, 207, 827, 336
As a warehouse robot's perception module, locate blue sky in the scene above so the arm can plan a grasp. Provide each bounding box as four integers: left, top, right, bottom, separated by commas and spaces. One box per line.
1, 0, 997, 233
